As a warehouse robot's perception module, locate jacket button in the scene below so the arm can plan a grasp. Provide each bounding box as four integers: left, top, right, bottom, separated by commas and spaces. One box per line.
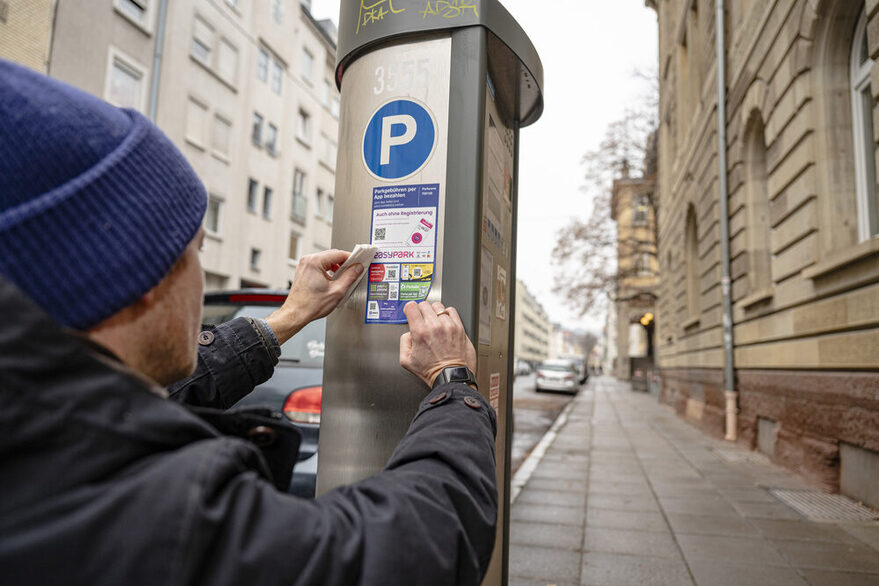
198, 331, 215, 346
247, 426, 277, 447
429, 392, 447, 405
464, 396, 481, 410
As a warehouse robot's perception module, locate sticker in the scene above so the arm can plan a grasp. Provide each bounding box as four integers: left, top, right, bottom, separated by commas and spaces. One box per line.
495, 265, 507, 321
479, 248, 492, 345
489, 372, 500, 412
363, 99, 437, 181
366, 184, 439, 323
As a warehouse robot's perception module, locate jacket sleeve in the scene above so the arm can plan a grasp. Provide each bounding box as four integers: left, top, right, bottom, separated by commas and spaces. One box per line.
178, 384, 498, 586
166, 317, 278, 409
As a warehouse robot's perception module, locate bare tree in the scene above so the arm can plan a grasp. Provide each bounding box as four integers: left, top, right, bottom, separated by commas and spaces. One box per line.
552, 73, 658, 318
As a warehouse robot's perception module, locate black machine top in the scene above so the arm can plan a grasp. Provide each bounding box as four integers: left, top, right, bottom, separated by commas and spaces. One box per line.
335, 0, 544, 127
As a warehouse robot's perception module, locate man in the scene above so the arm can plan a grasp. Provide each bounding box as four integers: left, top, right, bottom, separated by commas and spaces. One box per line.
0, 59, 496, 585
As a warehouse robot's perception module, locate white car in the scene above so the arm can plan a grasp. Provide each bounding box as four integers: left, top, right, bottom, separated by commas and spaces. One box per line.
534, 359, 580, 394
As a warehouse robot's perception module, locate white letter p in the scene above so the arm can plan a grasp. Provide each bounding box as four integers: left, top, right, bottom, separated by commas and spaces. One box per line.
380, 115, 417, 165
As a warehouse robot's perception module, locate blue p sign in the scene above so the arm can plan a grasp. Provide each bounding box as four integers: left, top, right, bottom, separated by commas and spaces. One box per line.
363, 99, 436, 180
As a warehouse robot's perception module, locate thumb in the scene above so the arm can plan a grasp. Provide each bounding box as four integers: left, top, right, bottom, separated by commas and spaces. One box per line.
334, 263, 364, 292
399, 332, 412, 368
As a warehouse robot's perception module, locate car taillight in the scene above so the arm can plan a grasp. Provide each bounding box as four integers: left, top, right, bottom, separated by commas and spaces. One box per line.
283, 386, 322, 424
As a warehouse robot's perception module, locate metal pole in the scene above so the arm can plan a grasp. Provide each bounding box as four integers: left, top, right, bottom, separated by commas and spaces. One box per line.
715, 0, 737, 441
147, 0, 168, 122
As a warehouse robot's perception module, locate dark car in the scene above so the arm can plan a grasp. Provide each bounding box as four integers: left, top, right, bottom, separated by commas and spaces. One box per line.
201, 290, 324, 497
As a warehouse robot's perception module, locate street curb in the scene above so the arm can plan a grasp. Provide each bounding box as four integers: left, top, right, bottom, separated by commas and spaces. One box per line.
509, 397, 577, 504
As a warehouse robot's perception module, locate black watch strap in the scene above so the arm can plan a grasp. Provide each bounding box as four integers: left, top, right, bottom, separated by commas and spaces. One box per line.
431, 366, 478, 391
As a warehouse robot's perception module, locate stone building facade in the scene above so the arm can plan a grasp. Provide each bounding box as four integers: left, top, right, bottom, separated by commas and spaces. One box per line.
513, 279, 550, 364
650, 0, 879, 503
611, 167, 660, 382
3, 0, 341, 291
0, 0, 54, 73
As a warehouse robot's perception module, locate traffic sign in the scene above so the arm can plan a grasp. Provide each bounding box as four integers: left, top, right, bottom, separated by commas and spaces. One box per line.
363, 99, 437, 180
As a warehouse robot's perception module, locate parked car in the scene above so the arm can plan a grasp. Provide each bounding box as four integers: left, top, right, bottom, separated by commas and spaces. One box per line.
566, 356, 589, 384
201, 290, 324, 497
534, 359, 580, 394
513, 358, 532, 377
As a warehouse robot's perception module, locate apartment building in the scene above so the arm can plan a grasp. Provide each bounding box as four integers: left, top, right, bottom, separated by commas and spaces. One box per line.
19, 0, 340, 290
0, 0, 54, 73
649, 0, 879, 502
513, 279, 550, 364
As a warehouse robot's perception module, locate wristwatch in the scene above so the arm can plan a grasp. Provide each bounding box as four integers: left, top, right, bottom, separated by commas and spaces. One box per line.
431, 366, 478, 391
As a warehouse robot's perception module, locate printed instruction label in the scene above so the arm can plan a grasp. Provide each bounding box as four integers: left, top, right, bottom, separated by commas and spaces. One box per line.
366, 183, 439, 324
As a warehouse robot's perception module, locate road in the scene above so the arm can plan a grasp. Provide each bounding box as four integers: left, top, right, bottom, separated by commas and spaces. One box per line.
511, 372, 579, 474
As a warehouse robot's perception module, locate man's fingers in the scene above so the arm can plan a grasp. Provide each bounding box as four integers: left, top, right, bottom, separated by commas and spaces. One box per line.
444, 306, 465, 329
416, 300, 440, 326
403, 301, 425, 328
399, 332, 411, 367
333, 263, 363, 292
314, 249, 351, 271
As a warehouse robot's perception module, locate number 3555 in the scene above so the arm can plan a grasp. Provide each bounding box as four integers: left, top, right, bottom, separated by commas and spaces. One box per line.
374, 59, 430, 95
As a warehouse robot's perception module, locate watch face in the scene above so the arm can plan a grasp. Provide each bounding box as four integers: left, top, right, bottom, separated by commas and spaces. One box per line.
447, 367, 470, 383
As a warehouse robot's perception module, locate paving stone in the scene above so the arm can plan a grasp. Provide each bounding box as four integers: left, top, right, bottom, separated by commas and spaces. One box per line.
730, 501, 804, 520
586, 492, 661, 513
716, 486, 779, 503
509, 544, 582, 583
771, 539, 879, 573
588, 479, 653, 495
687, 560, 807, 586
515, 488, 586, 508
750, 519, 860, 543
525, 477, 588, 493
531, 463, 589, 481
798, 569, 879, 586
675, 534, 788, 566
510, 520, 584, 550
512, 503, 586, 527
841, 523, 879, 553
583, 527, 681, 558
580, 551, 693, 586
665, 513, 761, 537
658, 496, 741, 518
509, 578, 577, 586
585, 508, 670, 533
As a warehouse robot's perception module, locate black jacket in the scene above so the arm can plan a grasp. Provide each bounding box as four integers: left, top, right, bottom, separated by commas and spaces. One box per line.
0, 277, 498, 585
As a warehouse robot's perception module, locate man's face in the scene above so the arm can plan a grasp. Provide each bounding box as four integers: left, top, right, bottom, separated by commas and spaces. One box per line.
145, 228, 206, 385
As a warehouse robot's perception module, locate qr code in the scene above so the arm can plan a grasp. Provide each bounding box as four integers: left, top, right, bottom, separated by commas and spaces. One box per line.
374, 228, 386, 241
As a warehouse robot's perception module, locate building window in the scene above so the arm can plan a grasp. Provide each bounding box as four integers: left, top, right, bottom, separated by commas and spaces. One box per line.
115, 0, 149, 28
636, 252, 652, 276
250, 248, 261, 271
326, 195, 334, 223
212, 115, 231, 157
271, 59, 283, 95
251, 112, 263, 146
296, 109, 311, 144
292, 169, 307, 223
685, 205, 699, 318
205, 195, 223, 234
744, 111, 772, 290
191, 16, 214, 66
217, 39, 238, 85
224, 0, 239, 9
633, 194, 649, 226
315, 188, 324, 218
263, 186, 273, 219
331, 96, 340, 118
851, 9, 879, 240
106, 48, 146, 112
247, 178, 259, 213
185, 97, 208, 147
266, 123, 278, 156
257, 47, 269, 82
301, 48, 314, 82
272, 0, 283, 24
289, 232, 300, 261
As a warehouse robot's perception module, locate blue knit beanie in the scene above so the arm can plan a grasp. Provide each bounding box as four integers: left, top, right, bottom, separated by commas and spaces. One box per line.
0, 59, 207, 329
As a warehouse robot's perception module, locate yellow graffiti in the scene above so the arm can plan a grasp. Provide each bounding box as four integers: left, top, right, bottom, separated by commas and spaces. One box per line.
357, 0, 405, 35
420, 0, 479, 19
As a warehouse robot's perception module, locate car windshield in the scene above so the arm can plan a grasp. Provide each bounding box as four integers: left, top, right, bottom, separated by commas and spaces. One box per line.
538, 362, 574, 372
201, 304, 326, 367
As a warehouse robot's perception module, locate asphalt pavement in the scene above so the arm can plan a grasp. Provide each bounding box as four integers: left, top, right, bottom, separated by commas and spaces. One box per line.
507, 376, 879, 586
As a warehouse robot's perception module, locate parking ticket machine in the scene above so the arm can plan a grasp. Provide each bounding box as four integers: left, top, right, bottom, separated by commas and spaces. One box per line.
318, 1, 543, 582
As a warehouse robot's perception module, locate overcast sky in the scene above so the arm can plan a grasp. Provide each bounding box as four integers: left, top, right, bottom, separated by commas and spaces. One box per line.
310, 0, 658, 335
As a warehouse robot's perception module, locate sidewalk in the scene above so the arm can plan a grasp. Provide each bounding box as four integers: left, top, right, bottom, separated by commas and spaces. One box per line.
508, 376, 879, 586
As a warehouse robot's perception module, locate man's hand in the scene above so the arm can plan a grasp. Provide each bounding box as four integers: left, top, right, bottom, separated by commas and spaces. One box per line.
399, 301, 477, 388
266, 250, 363, 344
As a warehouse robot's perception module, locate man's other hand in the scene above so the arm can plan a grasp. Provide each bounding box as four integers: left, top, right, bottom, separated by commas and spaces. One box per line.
266, 250, 363, 344
399, 301, 477, 388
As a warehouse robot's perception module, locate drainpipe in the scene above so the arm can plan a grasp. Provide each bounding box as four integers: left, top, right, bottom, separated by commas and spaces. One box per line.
148, 0, 169, 122
715, 0, 737, 441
